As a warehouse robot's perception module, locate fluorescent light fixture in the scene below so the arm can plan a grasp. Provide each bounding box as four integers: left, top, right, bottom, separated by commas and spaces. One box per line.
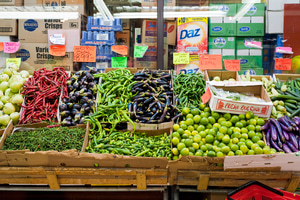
94, 0, 114, 21
114, 11, 226, 19
232, 0, 255, 21
0, 12, 79, 19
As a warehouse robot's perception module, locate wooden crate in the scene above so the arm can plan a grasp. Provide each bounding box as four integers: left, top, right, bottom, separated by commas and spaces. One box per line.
0, 167, 167, 190
176, 169, 300, 193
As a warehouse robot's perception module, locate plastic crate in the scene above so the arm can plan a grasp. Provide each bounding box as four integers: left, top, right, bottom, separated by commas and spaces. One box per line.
227, 181, 300, 200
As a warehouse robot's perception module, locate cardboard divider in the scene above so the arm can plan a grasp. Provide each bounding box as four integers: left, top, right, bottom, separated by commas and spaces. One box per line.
204, 70, 240, 82
273, 73, 300, 82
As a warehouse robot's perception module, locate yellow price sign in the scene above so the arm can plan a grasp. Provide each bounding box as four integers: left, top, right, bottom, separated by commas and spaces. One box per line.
173, 53, 189, 64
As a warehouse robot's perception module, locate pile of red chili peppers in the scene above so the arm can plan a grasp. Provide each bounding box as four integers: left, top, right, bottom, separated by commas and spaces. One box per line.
19, 68, 69, 124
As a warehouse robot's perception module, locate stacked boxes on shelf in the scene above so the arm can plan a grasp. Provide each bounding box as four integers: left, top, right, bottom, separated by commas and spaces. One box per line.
81, 16, 122, 71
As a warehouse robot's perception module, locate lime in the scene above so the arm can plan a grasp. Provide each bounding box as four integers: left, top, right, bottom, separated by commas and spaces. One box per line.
223, 113, 231, 120
192, 143, 200, 150
245, 111, 254, 119
201, 112, 208, 118
213, 123, 221, 129
218, 142, 226, 148
181, 139, 186, 144
213, 140, 220, 146
197, 125, 206, 132
185, 139, 193, 147
251, 143, 259, 150
232, 132, 241, 139
230, 115, 240, 124
220, 121, 227, 127
193, 115, 201, 124
180, 121, 186, 125
247, 150, 255, 155
172, 132, 180, 139
188, 147, 196, 153
235, 122, 243, 129
172, 137, 180, 146
248, 130, 256, 138
212, 127, 219, 133
191, 108, 200, 116
172, 148, 179, 156
257, 140, 265, 148
232, 137, 239, 144
252, 135, 260, 143
227, 127, 233, 135
207, 151, 216, 157
182, 107, 190, 115
208, 116, 216, 124
254, 146, 263, 154
233, 127, 241, 133
222, 135, 231, 144
240, 138, 246, 142
246, 140, 254, 149
205, 134, 214, 144
204, 107, 211, 112
189, 135, 194, 139
217, 151, 224, 157
189, 152, 194, 156
255, 125, 261, 132
235, 150, 243, 156
200, 145, 208, 152
239, 114, 245, 120
263, 146, 271, 154
173, 124, 180, 131
207, 144, 214, 151
257, 118, 265, 126
203, 153, 207, 157
181, 133, 189, 139
231, 144, 239, 152
238, 142, 246, 147
247, 124, 256, 131
188, 126, 195, 132
173, 156, 179, 160
219, 126, 228, 134
216, 132, 224, 141
241, 128, 248, 134
206, 123, 213, 129
249, 119, 257, 126
180, 148, 190, 156
177, 128, 184, 135
218, 117, 226, 124
270, 149, 277, 154
180, 123, 188, 130
184, 130, 191, 136
186, 114, 194, 119
240, 120, 247, 127
200, 117, 209, 125
208, 129, 216, 136
211, 112, 220, 120
199, 131, 206, 138
227, 151, 235, 156
199, 103, 206, 110
193, 135, 201, 143
186, 118, 194, 126
240, 145, 249, 154
256, 132, 263, 139
177, 143, 186, 151
191, 130, 198, 136
194, 124, 199, 130
225, 121, 232, 128
221, 146, 230, 154
241, 133, 248, 140
195, 151, 203, 156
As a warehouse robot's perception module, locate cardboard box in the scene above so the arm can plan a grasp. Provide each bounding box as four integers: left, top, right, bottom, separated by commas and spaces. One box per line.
210, 3, 237, 16
202, 193, 228, 200
0, 19, 17, 36
177, 0, 209, 7
207, 82, 273, 118
245, 75, 273, 81
237, 3, 265, 36
141, 20, 167, 46
209, 0, 241, 3
267, 0, 299, 10
127, 122, 172, 135
0, 0, 23, 6
116, 30, 130, 54
48, 29, 80, 52
24, 0, 86, 15
204, 70, 240, 81
239, 67, 264, 75
177, 17, 208, 54
19, 16, 84, 43
273, 73, 300, 82
134, 45, 168, 69
12, 43, 73, 72
141, 0, 176, 7
236, 37, 263, 68
122, 19, 130, 30
174, 55, 201, 74
266, 11, 283, 33
167, 21, 176, 46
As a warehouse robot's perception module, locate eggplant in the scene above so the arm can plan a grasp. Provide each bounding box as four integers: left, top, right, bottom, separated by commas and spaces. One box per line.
71, 108, 79, 116
265, 129, 270, 147
286, 141, 298, 152
270, 118, 284, 142
282, 130, 290, 141
61, 119, 72, 126
74, 91, 80, 98
84, 106, 91, 113
159, 103, 168, 123
86, 91, 93, 98
73, 81, 79, 89
65, 116, 72, 122
278, 117, 293, 129
270, 139, 283, 152
89, 68, 97, 74
81, 103, 89, 108
289, 132, 298, 149
86, 74, 94, 82
293, 116, 300, 126
66, 80, 72, 85
260, 120, 270, 131
66, 103, 73, 109
277, 139, 283, 148
70, 95, 77, 103
279, 122, 292, 132
73, 104, 81, 110
79, 117, 85, 124
60, 110, 71, 117
75, 113, 83, 121
89, 101, 95, 108
298, 137, 300, 151
282, 143, 292, 153
270, 123, 277, 141
88, 82, 95, 89
59, 103, 68, 111
80, 97, 89, 104
67, 85, 74, 92
62, 98, 70, 104
284, 115, 297, 127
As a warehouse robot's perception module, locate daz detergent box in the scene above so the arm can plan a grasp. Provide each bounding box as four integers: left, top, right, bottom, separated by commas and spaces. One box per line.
236, 37, 263, 68
209, 4, 237, 36
237, 3, 265, 36
177, 17, 208, 54
209, 36, 236, 68
175, 55, 201, 74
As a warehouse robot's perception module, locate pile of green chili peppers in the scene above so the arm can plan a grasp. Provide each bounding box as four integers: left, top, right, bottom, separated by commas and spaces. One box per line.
85, 69, 137, 136
86, 130, 171, 160
174, 73, 206, 109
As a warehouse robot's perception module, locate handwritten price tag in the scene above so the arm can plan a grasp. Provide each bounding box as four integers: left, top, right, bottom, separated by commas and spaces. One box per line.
111, 57, 127, 68
6, 58, 21, 69
4, 42, 20, 53
275, 58, 291, 70
173, 53, 189, 64
134, 45, 148, 58
0, 42, 3, 51
224, 60, 240, 71
112, 45, 128, 56
199, 54, 222, 70
49, 45, 66, 56
73, 46, 96, 62
201, 88, 212, 104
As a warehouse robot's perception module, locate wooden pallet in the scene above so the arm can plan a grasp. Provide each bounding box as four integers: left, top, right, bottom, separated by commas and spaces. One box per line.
0, 167, 168, 190
176, 168, 300, 192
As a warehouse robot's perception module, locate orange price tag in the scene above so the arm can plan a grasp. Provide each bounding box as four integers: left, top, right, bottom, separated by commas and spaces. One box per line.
275, 58, 291, 70
201, 88, 212, 104
224, 60, 240, 71
73, 46, 96, 62
0, 42, 3, 51
111, 45, 128, 56
49, 45, 66, 56
199, 54, 222, 70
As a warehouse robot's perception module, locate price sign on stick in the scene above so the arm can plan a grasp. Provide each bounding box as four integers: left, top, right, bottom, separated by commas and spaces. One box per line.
275, 58, 291, 70
201, 88, 212, 104
0, 42, 3, 51
73, 46, 96, 62
224, 60, 240, 71
199, 55, 222, 70
134, 45, 148, 58
111, 57, 127, 68
49, 45, 66, 56
173, 53, 189, 64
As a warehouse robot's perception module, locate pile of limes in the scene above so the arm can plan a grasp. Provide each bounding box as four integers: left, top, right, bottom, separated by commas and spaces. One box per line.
172, 104, 277, 160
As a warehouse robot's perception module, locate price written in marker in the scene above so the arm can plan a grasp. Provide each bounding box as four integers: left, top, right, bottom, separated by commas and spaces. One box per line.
173, 53, 190, 64
224, 60, 240, 71
111, 57, 127, 68
112, 45, 128, 56
134, 45, 148, 58
0, 42, 3, 51
4, 42, 20, 53
73, 46, 96, 62
49, 45, 66, 56
199, 54, 222, 70
275, 58, 291, 70
201, 88, 212, 104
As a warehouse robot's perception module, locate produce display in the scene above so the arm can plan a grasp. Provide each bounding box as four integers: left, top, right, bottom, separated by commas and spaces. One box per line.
212, 76, 236, 82
59, 69, 98, 126
129, 69, 180, 123
0, 63, 29, 127
19, 68, 69, 124
2, 126, 85, 152
86, 129, 171, 159
173, 73, 206, 109
86, 69, 136, 135
172, 107, 274, 160
263, 116, 300, 153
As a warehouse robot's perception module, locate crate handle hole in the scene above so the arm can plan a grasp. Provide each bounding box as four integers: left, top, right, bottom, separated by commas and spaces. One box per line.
264, 163, 271, 165
288, 162, 294, 164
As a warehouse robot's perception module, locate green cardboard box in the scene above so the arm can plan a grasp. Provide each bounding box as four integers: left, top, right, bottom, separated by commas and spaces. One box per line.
237, 3, 265, 36
236, 37, 262, 68
239, 68, 264, 75
236, 37, 263, 49
209, 4, 237, 36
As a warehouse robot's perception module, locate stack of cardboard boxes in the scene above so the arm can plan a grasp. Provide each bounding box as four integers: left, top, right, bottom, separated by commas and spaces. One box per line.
208, 3, 264, 75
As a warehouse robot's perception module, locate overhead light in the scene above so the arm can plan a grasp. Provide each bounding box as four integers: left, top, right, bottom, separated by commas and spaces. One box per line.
114, 11, 226, 19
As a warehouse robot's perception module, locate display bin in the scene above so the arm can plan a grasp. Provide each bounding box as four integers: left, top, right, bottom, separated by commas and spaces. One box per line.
273, 74, 300, 82
227, 181, 300, 200
204, 70, 240, 82
248, 75, 273, 82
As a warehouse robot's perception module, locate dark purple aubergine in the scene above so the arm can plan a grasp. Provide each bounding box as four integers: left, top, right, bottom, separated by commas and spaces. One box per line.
282, 143, 292, 153
278, 117, 292, 129
282, 130, 290, 141
270, 139, 282, 152
63, 98, 70, 104
270, 118, 285, 142
260, 121, 270, 131
279, 122, 292, 132
60, 110, 71, 117
286, 141, 298, 152
289, 133, 298, 149
73, 104, 81, 110
284, 115, 297, 127
265, 129, 271, 147
270, 123, 277, 141
277, 139, 283, 148
59, 103, 68, 111
293, 116, 300, 126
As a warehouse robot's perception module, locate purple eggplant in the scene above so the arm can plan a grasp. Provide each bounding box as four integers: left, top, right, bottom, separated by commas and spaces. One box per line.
270, 123, 278, 141
260, 120, 270, 131
279, 122, 293, 132
282, 143, 292, 153
265, 129, 271, 147
270, 139, 282, 152
270, 118, 285, 143
289, 133, 298, 149
293, 116, 300, 126
286, 141, 298, 152
284, 115, 297, 127
278, 117, 293, 130
298, 137, 300, 151
277, 139, 283, 148
282, 130, 290, 141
